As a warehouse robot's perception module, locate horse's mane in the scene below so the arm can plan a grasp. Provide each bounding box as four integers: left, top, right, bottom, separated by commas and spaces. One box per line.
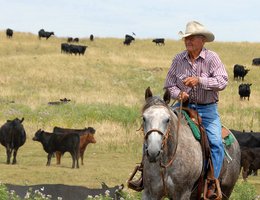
142, 96, 170, 113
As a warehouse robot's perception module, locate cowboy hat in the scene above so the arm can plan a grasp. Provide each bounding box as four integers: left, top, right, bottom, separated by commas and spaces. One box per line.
178, 21, 215, 42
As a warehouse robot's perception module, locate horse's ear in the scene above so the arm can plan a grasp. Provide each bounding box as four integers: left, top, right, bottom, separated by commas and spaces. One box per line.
145, 87, 153, 100
163, 88, 171, 104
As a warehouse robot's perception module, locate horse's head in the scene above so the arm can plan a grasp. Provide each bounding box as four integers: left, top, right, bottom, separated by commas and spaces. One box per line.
142, 87, 175, 163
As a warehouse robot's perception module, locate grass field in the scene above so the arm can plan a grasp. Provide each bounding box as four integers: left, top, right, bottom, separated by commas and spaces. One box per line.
0, 31, 259, 197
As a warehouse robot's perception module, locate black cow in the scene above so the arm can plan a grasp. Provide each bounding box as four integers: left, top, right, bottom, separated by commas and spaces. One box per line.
230, 129, 260, 148
67, 37, 73, 43
238, 83, 252, 100
53, 126, 96, 165
125, 34, 135, 41
48, 98, 71, 105
0, 118, 26, 164
152, 38, 165, 46
248, 157, 260, 176
233, 64, 250, 81
69, 45, 87, 55
252, 58, 260, 66
73, 38, 79, 42
38, 29, 54, 40
240, 146, 260, 180
6, 28, 13, 38
123, 38, 132, 45
123, 34, 135, 46
32, 129, 80, 168
90, 34, 94, 41
61, 43, 70, 54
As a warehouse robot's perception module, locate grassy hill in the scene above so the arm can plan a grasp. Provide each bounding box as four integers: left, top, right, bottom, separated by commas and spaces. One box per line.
0, 31, 259, 194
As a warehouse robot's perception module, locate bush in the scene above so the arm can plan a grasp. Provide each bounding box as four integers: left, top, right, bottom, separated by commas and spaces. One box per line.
0, 182, 21, 200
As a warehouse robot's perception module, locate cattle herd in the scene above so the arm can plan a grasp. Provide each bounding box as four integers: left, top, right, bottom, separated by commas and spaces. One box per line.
230, 129, 260, 181
0, 117, 96, 169
233, 63, 255, 100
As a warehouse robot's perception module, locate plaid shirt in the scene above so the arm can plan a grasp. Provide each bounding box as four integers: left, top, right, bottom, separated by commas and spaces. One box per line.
164, 48, 228, 104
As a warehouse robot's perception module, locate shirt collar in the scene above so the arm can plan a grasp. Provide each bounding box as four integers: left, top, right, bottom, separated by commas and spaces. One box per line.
182, 47, 207, 61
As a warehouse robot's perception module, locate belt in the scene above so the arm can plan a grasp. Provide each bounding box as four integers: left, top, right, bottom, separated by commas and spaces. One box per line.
189, 101, 217, 106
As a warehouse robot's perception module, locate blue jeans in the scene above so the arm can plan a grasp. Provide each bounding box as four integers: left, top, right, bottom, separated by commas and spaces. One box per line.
174, 103, 224, 178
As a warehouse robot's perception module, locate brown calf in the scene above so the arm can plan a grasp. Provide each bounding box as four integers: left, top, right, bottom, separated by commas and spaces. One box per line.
53, 127, 96, 165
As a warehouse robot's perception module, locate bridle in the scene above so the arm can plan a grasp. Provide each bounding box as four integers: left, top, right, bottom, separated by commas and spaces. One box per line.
142, 99, 183, 196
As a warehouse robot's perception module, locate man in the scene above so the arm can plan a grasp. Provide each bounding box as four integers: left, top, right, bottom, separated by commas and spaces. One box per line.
164, 21, 228, 199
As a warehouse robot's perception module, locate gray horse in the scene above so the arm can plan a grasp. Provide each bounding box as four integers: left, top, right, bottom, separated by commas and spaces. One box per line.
141, 87, 241, 200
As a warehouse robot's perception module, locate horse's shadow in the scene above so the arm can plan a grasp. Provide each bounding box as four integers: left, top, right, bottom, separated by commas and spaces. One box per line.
6, 182, 124, 200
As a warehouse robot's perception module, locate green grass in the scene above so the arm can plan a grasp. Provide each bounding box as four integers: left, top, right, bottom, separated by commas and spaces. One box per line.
0, 31, 259, 197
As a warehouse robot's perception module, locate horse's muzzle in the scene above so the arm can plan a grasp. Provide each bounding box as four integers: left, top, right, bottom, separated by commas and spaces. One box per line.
146, 148, 161, 163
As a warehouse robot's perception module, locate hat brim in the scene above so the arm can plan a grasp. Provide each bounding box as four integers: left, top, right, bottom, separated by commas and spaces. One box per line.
178, 31, 215, 42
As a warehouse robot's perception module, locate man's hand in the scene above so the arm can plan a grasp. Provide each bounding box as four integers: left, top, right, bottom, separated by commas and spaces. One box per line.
183, 77, 199, 87
178, 92, 189, 102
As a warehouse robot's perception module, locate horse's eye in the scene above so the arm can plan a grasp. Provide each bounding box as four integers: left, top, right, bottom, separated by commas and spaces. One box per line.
143, 116, 146, 122
166, 118, 170, 123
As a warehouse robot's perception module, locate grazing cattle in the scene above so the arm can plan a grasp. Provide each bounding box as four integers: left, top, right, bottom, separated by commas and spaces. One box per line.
125, 34, 135, 41
53, 126, 96, 165
38, 29, 54, 40
252, 58, 260, 66
152, 38, 165, 46
240, 147, 260, 180
69, 44, 87, 55
123, 38, 132, 45
61, 43, 70, 54
238, 83, 252, 100
233, 64, 250, 81
60, 44, 87, 55
6, 28, 13, 38
248, 157, 260, 176
231, 129, 260, 180
48, 98, 71, 105
123, 34, 135, 46
0, 118, 26, 164
90, 34, 94, 41
230, 129, 260, 148
33, 129, 80, 168
67, 37, 73, 43
73, 38, 79, 42
67, 37, 79, 43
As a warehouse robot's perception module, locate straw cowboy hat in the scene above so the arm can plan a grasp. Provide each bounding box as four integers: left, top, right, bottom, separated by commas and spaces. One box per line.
178, 21, 215, 42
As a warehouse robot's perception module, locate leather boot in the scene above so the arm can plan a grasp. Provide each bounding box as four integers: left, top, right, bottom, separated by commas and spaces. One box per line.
206, 180, 217, 199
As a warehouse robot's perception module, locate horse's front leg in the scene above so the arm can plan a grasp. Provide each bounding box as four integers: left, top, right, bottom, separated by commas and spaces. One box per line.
142, 190, 163, 200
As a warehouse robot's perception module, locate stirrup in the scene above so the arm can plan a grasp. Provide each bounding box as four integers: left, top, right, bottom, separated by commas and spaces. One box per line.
203, 178, 222, 200
127, 165, 143, 192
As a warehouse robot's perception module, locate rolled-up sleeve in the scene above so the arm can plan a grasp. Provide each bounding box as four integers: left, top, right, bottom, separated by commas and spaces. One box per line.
199, 52, 228, 91
164, 59, 181, 99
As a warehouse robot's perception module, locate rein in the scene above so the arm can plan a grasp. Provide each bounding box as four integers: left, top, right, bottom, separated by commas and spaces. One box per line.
143, 97, 183, 196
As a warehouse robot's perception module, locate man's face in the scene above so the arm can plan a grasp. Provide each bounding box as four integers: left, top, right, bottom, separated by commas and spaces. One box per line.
184, 35, 205, 53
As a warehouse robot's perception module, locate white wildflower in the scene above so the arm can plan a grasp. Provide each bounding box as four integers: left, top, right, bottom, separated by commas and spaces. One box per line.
105, 189, 110, 196
24, 191, 30, 199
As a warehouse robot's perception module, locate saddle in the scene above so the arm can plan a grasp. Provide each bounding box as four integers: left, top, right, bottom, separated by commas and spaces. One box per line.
182, 107, 224, 200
